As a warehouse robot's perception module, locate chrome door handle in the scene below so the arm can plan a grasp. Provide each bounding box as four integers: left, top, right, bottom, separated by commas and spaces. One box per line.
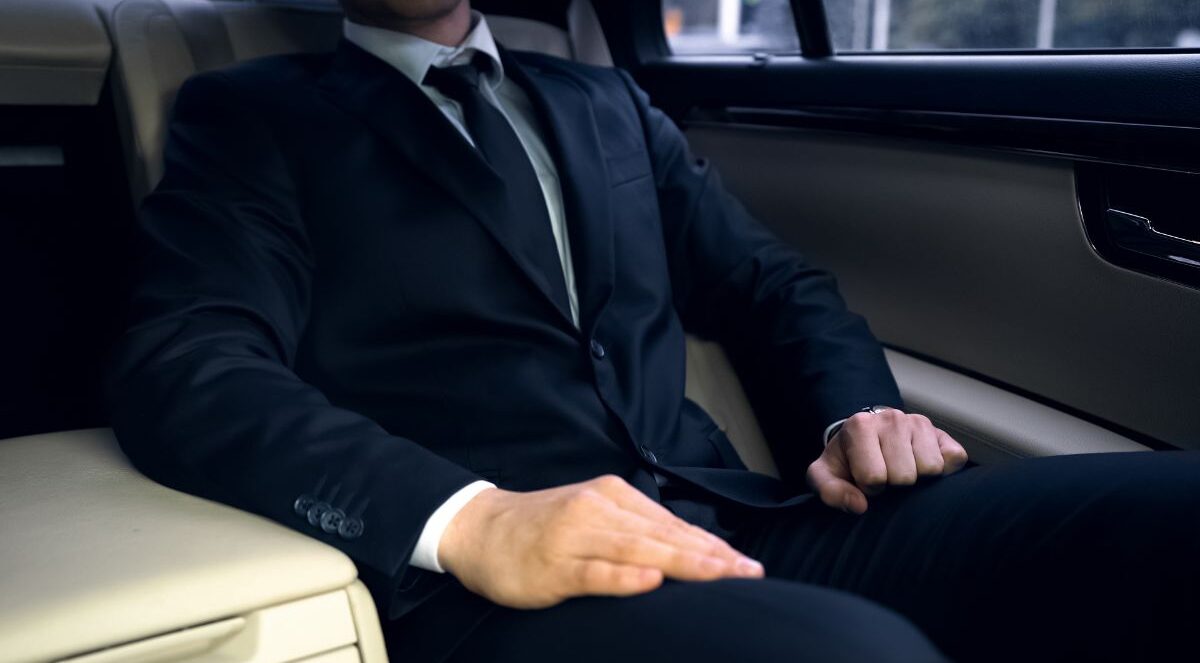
1105, 208, 1200, 268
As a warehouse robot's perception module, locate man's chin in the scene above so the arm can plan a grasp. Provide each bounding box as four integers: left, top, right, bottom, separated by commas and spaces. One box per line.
342, 0, 466, 24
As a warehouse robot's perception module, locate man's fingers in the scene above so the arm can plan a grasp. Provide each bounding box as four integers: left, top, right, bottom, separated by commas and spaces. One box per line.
592, 475, 716, 538
568, 559, 663, 597
808, 414, 965, 524
569, 529, 761, 581
586, 475, 750, 564
840, 419, 888, 495
807, 458, 869, 514
938, 432, 969, 474
597, 506, 755, 570
879, 425, 918, 486
910, 416, 946, 476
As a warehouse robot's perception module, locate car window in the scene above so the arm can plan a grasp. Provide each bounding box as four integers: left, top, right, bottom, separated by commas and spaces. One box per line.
664, 0, 800, 54
663, 0, 1200, 54
823, 0, 1200, 51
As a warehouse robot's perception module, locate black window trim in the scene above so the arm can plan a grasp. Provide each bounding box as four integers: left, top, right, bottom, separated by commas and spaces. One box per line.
792, 0, 833, 58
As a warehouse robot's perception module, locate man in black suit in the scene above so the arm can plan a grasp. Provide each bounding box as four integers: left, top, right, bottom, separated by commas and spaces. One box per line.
107, 1, 1200, 661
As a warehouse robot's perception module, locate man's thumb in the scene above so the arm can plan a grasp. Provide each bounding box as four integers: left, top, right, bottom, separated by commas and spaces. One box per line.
807, 457, 869, 515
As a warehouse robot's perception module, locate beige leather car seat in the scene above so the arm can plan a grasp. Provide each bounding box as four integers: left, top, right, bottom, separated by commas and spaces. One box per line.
100, 0, 780, 477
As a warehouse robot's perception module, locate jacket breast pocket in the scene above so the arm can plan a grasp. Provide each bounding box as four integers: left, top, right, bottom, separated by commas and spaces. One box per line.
607, 151, 652, 188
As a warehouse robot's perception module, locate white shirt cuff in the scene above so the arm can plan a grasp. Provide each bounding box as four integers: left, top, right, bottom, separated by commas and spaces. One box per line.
823, 418, 848, 447
410, 480, 496, 573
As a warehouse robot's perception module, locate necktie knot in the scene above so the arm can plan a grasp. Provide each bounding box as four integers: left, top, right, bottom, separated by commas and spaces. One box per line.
423, 52, 492, 100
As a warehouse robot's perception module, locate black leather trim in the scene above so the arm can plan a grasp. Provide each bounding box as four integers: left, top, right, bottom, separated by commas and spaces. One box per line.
685, 106, 1200, 174
633, 52, 1200, 140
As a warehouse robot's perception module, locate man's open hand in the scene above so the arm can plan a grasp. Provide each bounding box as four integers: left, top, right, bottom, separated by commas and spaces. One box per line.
437, 474, 764, 609
807, 409, 968, 515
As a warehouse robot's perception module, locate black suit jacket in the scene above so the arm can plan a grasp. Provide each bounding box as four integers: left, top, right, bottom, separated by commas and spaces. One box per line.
107, 40, 901, 631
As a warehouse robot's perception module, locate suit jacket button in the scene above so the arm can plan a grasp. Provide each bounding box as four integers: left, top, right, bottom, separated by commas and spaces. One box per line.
307, 501, 332, 527
639, 444, 658, 464
589, 339, 606, 359
338, 517, 365, 540
293, 495, 316, 517
320, 508, 346, 534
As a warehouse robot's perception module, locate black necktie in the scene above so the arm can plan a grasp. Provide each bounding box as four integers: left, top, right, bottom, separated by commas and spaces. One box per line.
423, 54, 572, 319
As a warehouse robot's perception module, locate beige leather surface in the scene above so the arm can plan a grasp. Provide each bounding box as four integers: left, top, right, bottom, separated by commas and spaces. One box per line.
297, 647, 361, 663
489, 15, 573, 60
684, 336, 779, 477
0, 428, 360, 662
106, 0, 207, 200
344, 580, 388, 663
687, 125, 1200, 451
886, 349, 1149, 465
217, 1, 341, 63
0, 0, 112, 105
59, 588, 366, 663
61, 617, 248, 663
565, 0, 614, 67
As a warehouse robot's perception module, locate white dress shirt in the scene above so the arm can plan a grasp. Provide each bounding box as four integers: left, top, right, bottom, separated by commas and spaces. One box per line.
345, 14, 581, 573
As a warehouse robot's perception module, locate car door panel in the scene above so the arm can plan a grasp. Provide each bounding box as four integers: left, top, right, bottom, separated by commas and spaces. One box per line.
683, 124, 1198, 451
0, 428, 385, 663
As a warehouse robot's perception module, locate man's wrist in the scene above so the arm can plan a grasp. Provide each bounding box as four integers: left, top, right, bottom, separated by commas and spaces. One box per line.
411, 480, 496, 573
438, 483, 511, 577
823, 406, 901, 447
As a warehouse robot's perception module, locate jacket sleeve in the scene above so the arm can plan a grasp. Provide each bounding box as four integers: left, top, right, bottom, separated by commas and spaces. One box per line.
105, 72, 481, 613
616, 71, 903, 482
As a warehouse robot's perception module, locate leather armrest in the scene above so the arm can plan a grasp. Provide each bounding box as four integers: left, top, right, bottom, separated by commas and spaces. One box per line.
0, 428, 384, 663
886, 349, 1151, 464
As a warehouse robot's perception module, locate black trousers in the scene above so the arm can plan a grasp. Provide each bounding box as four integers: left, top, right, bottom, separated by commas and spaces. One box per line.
392, 452, 1200, 663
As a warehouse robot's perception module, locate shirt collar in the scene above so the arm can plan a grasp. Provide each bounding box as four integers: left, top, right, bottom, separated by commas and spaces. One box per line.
343, 11, 504, 90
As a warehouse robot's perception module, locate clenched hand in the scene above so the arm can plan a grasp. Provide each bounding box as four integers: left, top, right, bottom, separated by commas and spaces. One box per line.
807, 409, 969, 514
437, 474, 764, 609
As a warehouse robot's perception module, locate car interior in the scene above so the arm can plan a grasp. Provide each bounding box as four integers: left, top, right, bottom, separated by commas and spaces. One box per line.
2, 0, 1197, 661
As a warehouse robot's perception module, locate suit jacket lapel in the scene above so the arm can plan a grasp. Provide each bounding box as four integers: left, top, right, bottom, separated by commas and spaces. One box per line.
317, 40, 577, 331
502, 50, 615, 336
